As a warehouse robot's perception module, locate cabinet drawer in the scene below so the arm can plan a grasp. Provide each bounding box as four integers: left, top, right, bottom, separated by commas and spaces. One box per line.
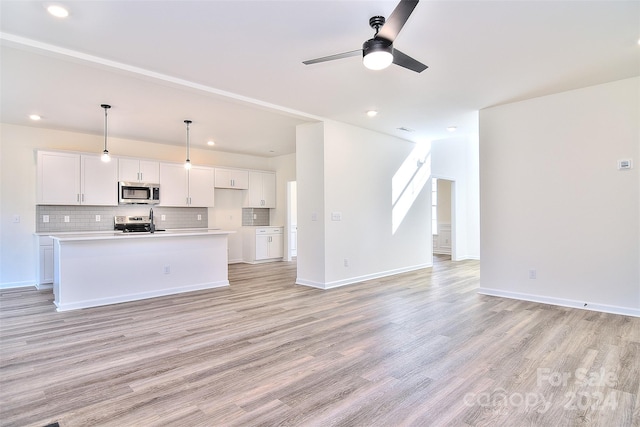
255, 227, 283, 235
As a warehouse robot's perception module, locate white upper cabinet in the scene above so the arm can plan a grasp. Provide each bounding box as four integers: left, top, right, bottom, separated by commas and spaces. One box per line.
37, 151, 80, 205
214, 168, 249, 189
159, 162, 214, 207
244, 171, 276, 208
37, 151, 117, 205
81, 155, 118, 205
118, 158, 160, 183
159, 162, 188, 206
188, 166, 215, 207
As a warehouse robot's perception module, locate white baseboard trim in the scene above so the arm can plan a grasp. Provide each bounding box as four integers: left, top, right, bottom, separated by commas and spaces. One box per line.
296, 263, 433, 290
0, 280, 35, 290
55, 281, 230, 312
457, 255, 480, 261
478, 287, 640, 318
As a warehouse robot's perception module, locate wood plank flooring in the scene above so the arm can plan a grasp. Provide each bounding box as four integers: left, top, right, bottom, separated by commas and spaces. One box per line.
1, 256, 639, 426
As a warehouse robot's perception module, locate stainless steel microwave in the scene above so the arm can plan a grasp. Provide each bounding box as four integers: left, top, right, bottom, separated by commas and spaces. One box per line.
118, 182, 160, 204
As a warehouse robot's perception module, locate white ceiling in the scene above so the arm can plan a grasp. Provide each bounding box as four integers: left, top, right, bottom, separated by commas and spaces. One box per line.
1, 0, 638, 157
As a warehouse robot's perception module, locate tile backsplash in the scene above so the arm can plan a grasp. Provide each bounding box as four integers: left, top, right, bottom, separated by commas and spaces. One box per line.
242, 208, 270, 226
36, 205, 208, 232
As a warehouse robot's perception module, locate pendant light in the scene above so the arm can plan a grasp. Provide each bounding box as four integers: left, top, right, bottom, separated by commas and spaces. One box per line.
100, 104, 111, 162
184, 119, 192, 170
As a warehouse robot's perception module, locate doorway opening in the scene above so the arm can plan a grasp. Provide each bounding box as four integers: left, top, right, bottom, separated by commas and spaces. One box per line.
285, 181, 297, 261
432, 177, 454, 261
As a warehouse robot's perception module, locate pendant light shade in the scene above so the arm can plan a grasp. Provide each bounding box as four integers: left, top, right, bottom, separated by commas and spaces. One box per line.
100, 104, 111, 162
184, 120, 192, 170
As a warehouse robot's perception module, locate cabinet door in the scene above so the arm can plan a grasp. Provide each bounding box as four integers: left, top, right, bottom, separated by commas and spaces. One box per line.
139, 160, 160, 183
37, 151, 81, 205
81, 155, 118, 205
261, 172, 276, 208
246, 171, 264, 207
268, 233, 284, 258
230, 170, 249, 189
214, 168, 232, 189
118, 158, 141, 182
255, 235, 270, 260
39, 245, 54, 284
187, 166, 215, 207
159, 163, 189, 206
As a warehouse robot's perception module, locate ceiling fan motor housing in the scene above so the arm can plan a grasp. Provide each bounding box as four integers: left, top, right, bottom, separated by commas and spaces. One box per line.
362, 38, 393, 57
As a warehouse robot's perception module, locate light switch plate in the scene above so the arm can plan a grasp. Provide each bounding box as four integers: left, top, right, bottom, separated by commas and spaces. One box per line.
618, 159, 633, 170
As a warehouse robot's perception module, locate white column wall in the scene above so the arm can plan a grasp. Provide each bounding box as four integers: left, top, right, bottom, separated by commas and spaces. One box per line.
295, 122, 326, 287
479, 77, 640, 316
431, 133, 481, 261
296, 120, 432, 289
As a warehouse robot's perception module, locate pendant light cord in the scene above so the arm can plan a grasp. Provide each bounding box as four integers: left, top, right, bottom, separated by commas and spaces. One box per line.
100, 104, 111, 161
184, 119, 192, 169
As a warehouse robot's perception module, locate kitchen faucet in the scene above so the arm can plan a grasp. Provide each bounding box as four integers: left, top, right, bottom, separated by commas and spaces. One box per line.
149, 207, 155, 233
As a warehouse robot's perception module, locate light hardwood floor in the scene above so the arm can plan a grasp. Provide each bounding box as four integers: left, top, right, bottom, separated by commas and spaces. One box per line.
1, 256, 639, 426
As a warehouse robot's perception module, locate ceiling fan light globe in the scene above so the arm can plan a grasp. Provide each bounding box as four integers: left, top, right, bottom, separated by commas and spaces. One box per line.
362, 38, 393, 71
363, 51, 393, 70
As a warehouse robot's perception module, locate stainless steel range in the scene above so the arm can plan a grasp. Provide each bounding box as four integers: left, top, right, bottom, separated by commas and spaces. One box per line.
114, 214, 163, 233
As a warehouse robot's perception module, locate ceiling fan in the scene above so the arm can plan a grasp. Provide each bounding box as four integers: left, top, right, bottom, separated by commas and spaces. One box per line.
303, 0, 427, 73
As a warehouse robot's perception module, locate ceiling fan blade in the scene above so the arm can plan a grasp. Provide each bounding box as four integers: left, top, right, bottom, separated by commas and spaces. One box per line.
303, 50, 362, 65
392, 49, 428, 73
376, 0, 419, 42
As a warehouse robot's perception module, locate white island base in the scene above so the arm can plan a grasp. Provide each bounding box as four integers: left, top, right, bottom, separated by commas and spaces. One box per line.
52, 231, 233, 311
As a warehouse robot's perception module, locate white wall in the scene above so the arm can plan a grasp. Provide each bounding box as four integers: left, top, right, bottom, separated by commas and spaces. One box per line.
296, 120, 432, 288
479, 77, 640, 316
296, 122, 326, 285
431, 133, 481, 260
437, 179, 452, 224
0, 123, 293, 286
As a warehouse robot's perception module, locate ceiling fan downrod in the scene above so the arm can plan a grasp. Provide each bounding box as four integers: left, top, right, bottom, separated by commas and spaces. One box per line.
369, 16, 386, 36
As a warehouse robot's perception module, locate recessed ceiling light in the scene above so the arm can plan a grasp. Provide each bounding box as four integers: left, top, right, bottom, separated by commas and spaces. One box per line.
29, 114, 42, 121
207, 140, 215, 146
366, 110, 378, 117
447, 126, 457, 132
47, 5, 69, 18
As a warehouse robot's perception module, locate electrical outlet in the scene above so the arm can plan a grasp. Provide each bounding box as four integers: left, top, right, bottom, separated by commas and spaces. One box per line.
164, 266, 171, 274
529, 269, 537, 279
64, 216, 70, 223
197, 214, 202, 221
95, 215, 101, 222
161, 214, 166, 221
344, 258, 349, 267
43, 215, 49, 223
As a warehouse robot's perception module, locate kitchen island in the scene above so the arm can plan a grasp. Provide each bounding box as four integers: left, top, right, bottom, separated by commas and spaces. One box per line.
51, 230, 234, 311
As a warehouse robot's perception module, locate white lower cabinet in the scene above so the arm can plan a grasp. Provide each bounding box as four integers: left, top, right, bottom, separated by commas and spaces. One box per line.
243, 227, 283, 263
36, 235, 54, 288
